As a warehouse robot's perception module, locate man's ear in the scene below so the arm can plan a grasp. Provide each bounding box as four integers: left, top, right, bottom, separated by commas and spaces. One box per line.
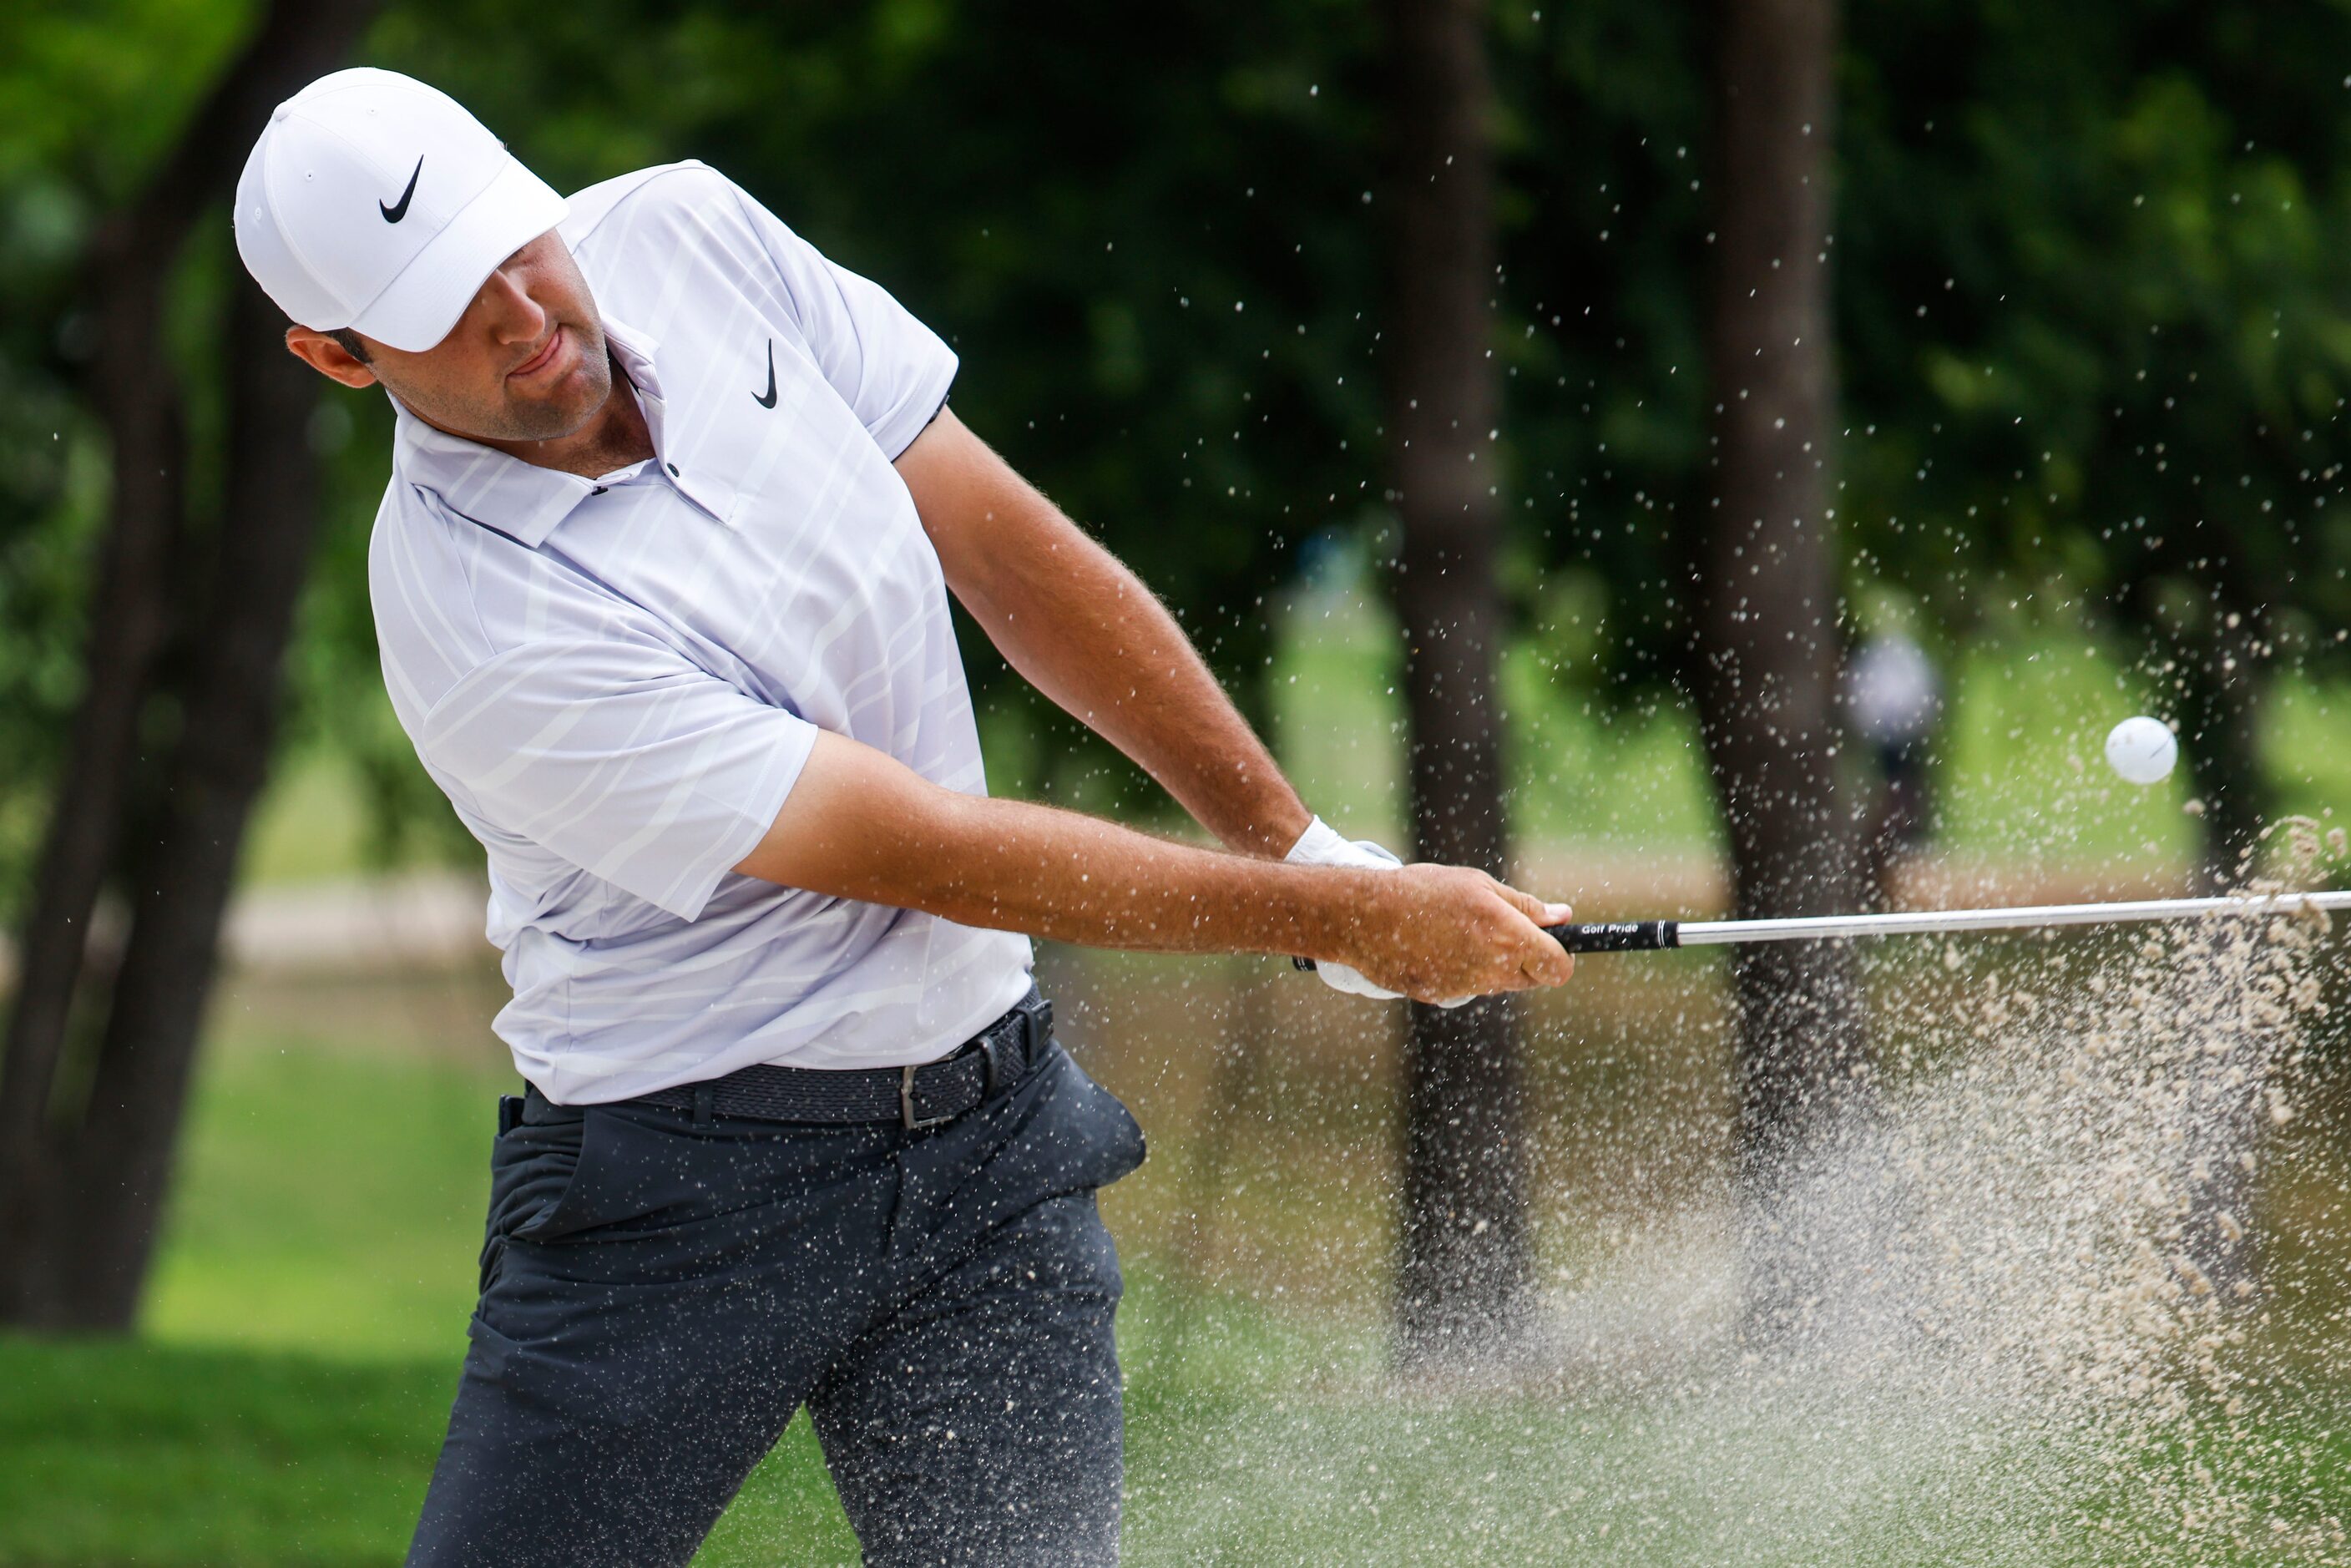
284, 325, 379, 390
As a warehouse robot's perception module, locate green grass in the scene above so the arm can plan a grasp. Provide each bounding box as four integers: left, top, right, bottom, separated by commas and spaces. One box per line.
12, 1328, 2351, 1567
141, 1021, 513, 1358
0, 1335, 857, 1568
2273, 677, 2351, 832
235, 751, 382, 890
0, 1338, 452, 1567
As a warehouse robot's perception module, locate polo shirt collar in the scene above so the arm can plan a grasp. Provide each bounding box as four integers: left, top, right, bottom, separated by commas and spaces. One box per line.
392, 313, 710, 549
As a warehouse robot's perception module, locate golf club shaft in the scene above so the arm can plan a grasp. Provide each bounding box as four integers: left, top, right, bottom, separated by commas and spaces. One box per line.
1554, 890, 2351, 953
1292, 890, 2351, 970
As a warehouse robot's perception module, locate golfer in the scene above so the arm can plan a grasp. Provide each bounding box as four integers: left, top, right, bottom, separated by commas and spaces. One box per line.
235, 68, 1574, 1567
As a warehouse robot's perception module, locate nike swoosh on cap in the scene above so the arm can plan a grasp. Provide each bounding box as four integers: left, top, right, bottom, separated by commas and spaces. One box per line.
381, 157, 422, 223
753, 339, 777, 408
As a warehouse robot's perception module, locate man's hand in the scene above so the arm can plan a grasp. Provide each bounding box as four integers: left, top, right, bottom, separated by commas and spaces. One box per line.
1334, 867, 1576, 1005
1282, 817, 1574, 1005
732, 730, 1576, 1003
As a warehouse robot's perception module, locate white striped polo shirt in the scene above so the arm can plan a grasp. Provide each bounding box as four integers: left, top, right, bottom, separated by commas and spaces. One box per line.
369, 159, 1033, 1103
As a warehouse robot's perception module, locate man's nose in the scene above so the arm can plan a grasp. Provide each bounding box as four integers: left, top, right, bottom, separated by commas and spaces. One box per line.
481, 268, 549, 343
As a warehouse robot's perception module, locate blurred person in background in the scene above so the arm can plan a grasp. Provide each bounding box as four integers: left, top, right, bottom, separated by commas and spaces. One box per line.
1844, 628, 1944, 903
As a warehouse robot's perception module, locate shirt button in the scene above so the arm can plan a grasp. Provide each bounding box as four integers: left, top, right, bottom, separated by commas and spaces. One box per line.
665, 463, 680, 477
591, 485, 608, 495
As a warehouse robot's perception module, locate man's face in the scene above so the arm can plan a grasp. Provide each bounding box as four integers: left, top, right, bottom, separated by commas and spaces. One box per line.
285, 230, 610, 444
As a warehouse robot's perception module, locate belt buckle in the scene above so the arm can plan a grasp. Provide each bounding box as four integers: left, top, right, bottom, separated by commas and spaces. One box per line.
901, 1064, 955, 1131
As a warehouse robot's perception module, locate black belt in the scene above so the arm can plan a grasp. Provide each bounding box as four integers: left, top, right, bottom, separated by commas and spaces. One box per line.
620, 988, 1052, 1130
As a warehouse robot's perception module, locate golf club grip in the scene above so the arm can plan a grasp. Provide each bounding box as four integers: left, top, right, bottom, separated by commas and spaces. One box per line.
1290, 918, 1682, 972
1546, 920, 1681, 953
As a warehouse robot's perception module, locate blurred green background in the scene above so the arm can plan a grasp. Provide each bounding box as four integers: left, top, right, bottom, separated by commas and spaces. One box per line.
8, 0, 2351, 1560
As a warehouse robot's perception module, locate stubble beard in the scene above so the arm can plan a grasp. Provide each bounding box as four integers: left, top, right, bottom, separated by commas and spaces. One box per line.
394, 316, 614, 447
501, 325, 612, 443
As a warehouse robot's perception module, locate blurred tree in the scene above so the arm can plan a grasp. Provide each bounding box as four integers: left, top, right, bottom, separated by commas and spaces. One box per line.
43, 278, 335, 1325
1379, 0, 1530, 1362
0, 0, 380, 1330
1834, 0, 2351, 887
373, 0, 1392, 818
1695, 0, 1867, 1200
1497, 0, 2351, 893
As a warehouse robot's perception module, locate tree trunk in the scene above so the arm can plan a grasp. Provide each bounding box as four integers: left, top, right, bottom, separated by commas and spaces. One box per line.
2177, 609, 2269, 894
0, 0, 382, 1329
1383, 0, 1528, 1365
0, 262, 188, 1321
49, 281, 327, 1327
1696, 0, 1867, 1196
2171, 599, 2272, 1300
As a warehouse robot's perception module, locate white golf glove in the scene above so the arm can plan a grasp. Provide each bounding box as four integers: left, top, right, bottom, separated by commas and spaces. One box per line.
1283, 817, 1470, 1006
1285, 816, 1404, 999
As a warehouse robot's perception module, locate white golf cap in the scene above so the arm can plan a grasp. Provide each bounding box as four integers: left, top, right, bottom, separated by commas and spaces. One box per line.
235, 68, 567, 354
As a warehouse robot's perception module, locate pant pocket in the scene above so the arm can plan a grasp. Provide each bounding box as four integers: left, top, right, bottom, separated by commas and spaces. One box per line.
1035, 1045, 1149, 1191
478, 1106, 594, 1293
1090, 1075, 1147, 1188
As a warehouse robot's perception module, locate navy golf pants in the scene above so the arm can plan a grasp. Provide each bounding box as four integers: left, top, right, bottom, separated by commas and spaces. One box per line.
404, 1032, 1146, 1567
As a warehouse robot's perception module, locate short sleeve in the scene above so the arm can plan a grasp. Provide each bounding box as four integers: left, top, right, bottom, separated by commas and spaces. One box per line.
727, 180, 958, 459
420, 635, 817, 922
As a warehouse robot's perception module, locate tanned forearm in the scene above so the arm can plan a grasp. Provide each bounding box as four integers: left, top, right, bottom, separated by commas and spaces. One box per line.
732, 731, 1575, 1003
895, 411, 1312, 859
741, 735, 1364, 959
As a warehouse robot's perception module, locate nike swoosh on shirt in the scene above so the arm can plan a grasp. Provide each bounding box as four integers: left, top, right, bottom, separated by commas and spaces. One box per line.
753, 339, 777, 408
381, 158, 422, 223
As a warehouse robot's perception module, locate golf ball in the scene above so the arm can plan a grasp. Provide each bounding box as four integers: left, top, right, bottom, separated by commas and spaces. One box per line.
2105, 716, 2178, 786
